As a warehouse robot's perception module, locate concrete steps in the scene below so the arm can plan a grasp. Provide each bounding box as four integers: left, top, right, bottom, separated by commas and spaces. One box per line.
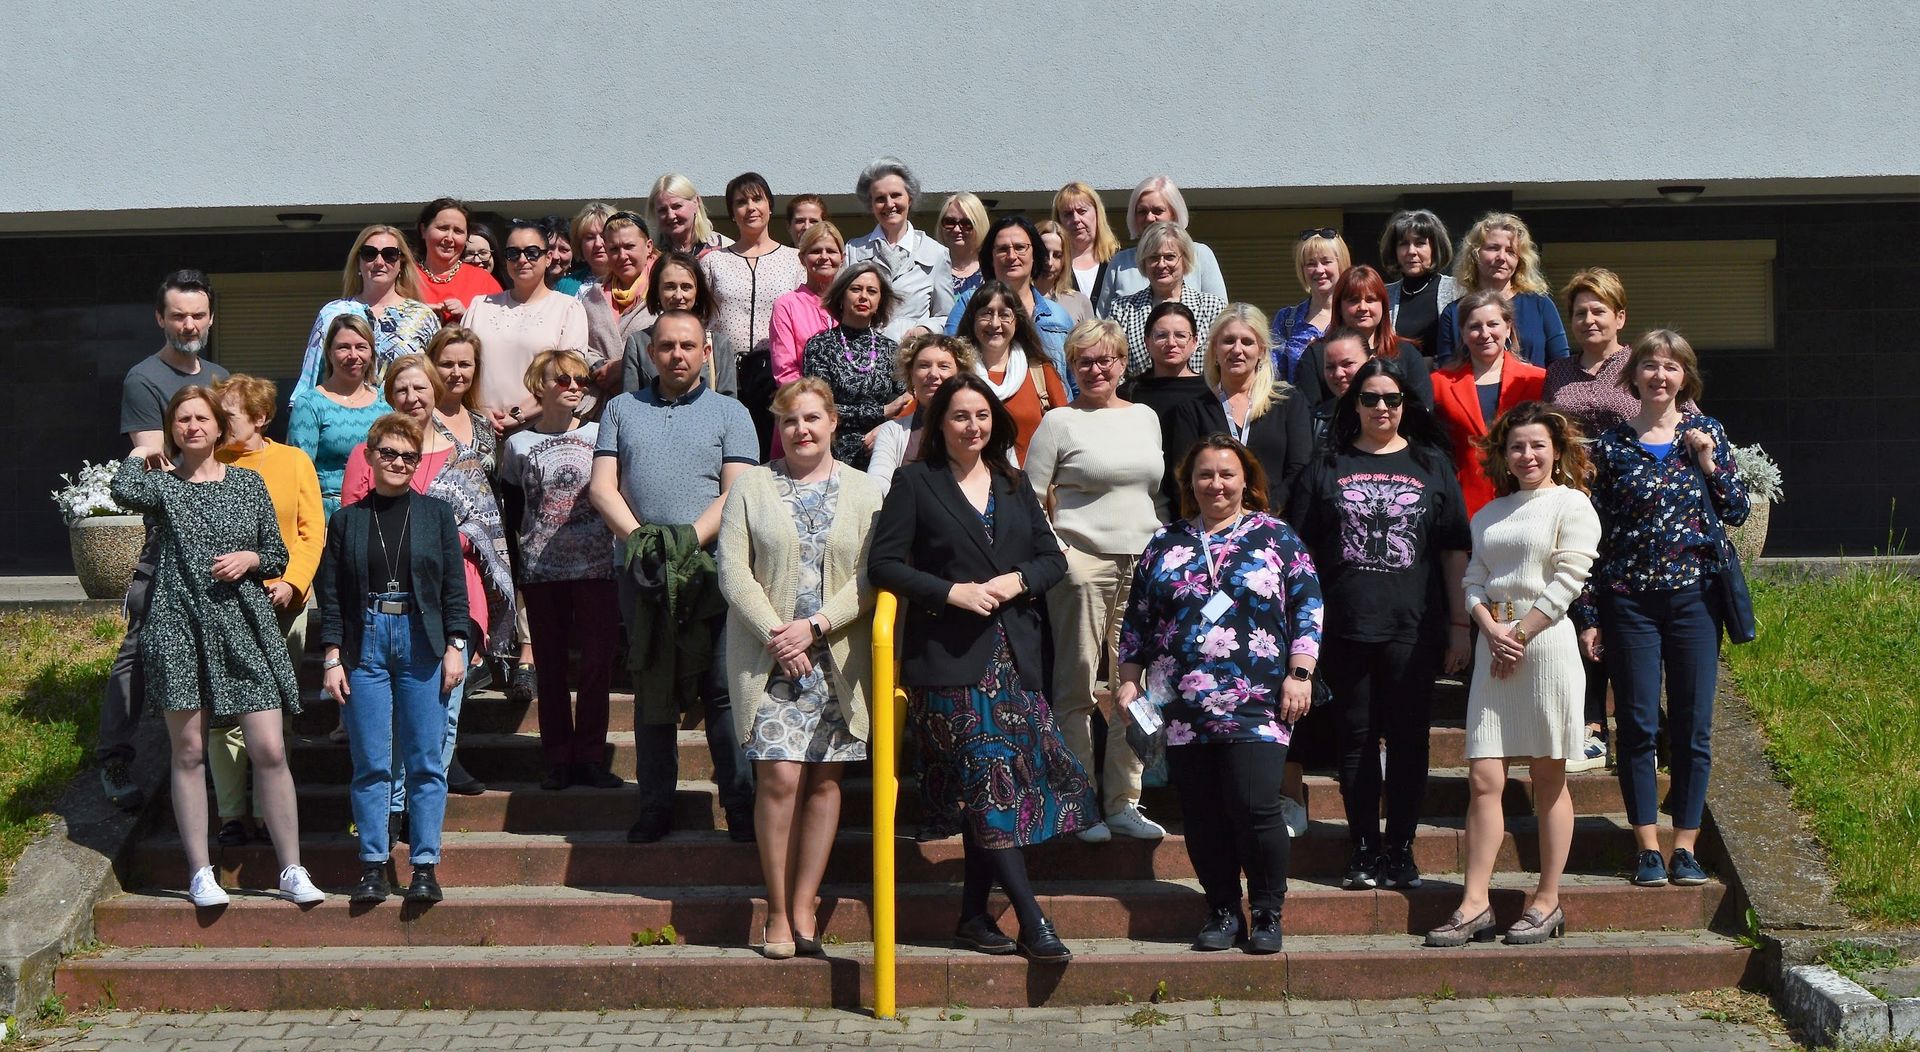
56, 932, 1757, 1011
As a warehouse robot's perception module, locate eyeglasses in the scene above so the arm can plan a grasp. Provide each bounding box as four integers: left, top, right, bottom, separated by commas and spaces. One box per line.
1299, 227, 1340, 241
992, 241, 1033, 256
373, 445, 422, 467
462, 248, 492, 262
940, 216, 974, 230
502, 246, 550, 262
1073, 355, 1123, 372
548, 373, 589, 388
359, 245, 403, 264
1358, 391, 1406, 408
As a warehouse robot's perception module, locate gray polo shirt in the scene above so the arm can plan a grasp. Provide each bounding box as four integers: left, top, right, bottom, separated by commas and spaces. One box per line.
594, 381, 757, 528
120, 353, 230, 437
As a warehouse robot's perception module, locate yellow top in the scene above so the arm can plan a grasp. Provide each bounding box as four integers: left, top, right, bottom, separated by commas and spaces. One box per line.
215, 440, 325, 601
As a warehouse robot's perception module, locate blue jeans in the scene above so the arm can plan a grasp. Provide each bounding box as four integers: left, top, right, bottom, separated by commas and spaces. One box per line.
388, 654, 466, 813
1601, 584, 1722, 830
344, 597, 450, 864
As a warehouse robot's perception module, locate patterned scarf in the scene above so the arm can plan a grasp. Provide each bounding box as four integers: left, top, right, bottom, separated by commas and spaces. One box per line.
427, 416, 515, 654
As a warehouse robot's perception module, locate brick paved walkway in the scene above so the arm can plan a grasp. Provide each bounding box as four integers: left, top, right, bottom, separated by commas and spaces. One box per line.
30, 995, 1787, 1049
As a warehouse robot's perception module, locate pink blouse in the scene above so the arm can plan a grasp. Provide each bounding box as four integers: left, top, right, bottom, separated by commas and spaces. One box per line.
769, 286, 834, 385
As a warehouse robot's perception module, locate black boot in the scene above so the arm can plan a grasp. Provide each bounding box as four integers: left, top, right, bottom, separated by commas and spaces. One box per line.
350, 864, 390, 904
1193, 907, 1246, 951
405, 863, 443, 903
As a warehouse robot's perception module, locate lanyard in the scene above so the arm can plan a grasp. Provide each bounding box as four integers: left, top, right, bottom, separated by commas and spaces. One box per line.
1197, 514, 1242, 591
1215, 388, 1252, 442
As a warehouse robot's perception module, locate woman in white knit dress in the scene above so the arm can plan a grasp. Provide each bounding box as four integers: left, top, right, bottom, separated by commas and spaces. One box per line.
1427, 402, 1600, 948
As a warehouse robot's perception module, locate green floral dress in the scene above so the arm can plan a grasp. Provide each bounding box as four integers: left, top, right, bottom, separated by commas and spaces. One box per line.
110, 458, 301, 721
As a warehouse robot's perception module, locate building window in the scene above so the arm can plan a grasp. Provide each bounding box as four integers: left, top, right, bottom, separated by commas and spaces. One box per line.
1542, 240, 1776, 350
207, 271, 339, 378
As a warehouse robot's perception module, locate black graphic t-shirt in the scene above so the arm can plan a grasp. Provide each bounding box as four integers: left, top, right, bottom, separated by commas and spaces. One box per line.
1286, 444, 1470, 645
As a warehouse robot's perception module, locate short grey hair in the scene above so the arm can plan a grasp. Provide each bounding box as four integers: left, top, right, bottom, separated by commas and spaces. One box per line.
1136, 221, 1195, 277
855, 156, 920, 210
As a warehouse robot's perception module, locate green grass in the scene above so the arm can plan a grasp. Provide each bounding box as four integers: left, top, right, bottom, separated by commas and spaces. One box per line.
0, 612, 120, 894
1724, 567, 1920, 925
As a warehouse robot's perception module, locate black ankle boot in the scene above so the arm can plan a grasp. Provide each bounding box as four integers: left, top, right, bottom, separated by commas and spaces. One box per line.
405, 863, 443, 903
1194, 907, 1246, 951
350, 864, 390, 903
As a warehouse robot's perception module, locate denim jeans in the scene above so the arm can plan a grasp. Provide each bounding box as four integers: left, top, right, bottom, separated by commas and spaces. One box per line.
388, 643, 467, 813
1601, 583, 1722, 830
344, 596, 451, 864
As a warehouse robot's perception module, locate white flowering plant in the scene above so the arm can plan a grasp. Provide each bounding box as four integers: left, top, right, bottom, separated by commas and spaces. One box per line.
1731, 443, 1784, 505
51, 461, 137, 526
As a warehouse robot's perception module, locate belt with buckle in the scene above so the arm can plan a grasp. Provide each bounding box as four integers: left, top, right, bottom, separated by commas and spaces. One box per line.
371, 598, 414, 615
1490, 599, 1534, 622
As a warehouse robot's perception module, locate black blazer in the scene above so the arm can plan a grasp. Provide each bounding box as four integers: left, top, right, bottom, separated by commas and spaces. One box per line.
867, 460, 1067, 690
316, 492, 471, 666
1161, 387, 1314, 516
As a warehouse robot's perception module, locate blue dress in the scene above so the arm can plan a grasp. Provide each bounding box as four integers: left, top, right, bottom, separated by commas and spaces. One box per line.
910, 496, 1096, 848
286, 388, 392, 517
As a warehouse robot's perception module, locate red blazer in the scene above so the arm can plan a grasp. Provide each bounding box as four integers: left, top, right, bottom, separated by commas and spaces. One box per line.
1432, 357, 1547, 517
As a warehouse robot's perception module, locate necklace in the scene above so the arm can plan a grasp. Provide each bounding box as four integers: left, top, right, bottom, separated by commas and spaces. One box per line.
373, 494, 412, 593
838, 328, 882, 374
422, 259, 462, 285
1401, 273, 1434, 296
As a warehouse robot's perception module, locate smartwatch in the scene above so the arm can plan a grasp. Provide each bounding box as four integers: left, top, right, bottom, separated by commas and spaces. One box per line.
1288, 666, 1312, 681
809, 617, 826, 641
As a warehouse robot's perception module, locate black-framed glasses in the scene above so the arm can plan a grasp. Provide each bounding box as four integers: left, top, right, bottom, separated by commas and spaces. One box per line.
359, 245, 403, 264
1358, 391, 1405, 408
502, 246, 549, 262
373, 445, 422, 467
1299, 227, 1340, 241
1073, 355, 1123, 372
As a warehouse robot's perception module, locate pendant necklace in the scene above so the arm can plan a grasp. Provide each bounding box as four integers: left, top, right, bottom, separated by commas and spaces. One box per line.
374, 496, 412, 593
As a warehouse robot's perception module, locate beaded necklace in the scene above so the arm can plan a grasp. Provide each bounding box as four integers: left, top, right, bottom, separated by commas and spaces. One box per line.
837, 326, 882, 374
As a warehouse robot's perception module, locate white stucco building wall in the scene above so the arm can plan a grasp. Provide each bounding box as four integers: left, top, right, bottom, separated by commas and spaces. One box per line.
3, 0, 1915, 230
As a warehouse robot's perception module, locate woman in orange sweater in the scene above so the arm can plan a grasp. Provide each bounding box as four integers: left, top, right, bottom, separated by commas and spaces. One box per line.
1431, 291, 1546, 517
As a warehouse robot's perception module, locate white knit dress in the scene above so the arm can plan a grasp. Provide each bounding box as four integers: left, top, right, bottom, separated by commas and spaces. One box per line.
1461, 485, 1602, 760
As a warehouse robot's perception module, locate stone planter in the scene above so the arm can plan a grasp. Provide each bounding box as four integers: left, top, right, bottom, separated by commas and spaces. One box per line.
1729, 500, 1772, 567
68, 515, 145, 600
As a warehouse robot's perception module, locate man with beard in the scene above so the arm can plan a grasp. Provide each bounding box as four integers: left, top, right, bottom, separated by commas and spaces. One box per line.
98, 270, 231, 811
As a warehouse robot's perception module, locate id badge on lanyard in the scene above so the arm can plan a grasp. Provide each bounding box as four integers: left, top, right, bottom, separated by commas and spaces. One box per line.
1199, 518, 1237, 624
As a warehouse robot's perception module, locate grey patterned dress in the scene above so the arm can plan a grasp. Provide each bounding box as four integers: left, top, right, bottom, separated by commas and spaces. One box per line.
109, 458, 301, 721
744, 469, 868, 763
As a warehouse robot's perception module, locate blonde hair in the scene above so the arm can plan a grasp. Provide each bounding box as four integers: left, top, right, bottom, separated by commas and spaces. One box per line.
384, 352, 448, 407
1126, 175, 1191, 237
1457, 212, 1549, 296
646, 173, 716, 249
1562, 266, 1627, 315
940, 192, 990, 255
569, 202, 619, 256
1050, 181, 1121, 293
322, 314, 376, 382
342, 224, 425, 301
894, 332, 977, 384
796, 220, 846, 257
770, 377, 838, 422
426, 326, 483, 412
1136, 222, 1196, 279
1063, 318, 1127, 365
1203, 304, 1287, 422
524, 348, 591, 400
1292, 232, 1351, 295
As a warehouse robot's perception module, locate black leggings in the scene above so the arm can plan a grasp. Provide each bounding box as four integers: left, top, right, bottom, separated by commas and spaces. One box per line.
1167, 740, 1291, 913
960, 828, 1042, 933
1581, 653, 1609, 733
1322, 637, 1440, 849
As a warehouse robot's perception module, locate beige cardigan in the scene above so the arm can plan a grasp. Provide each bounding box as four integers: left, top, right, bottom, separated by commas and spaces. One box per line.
716, 463, 884, 746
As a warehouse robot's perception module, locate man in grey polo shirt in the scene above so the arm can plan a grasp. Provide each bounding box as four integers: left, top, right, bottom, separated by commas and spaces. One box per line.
99, 270, 231, 811
590, 310, 757, 844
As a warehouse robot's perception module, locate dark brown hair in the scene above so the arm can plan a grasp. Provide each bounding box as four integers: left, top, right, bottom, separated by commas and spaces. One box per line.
1175, 433, 1270, 519
1478, 401, 1592, 497
919, 372, 1018, 480
1620, 328, 1704, 404
161, 385, 228, 460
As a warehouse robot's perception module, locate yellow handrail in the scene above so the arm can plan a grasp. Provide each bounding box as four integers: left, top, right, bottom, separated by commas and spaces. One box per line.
869, 590, 904, 1019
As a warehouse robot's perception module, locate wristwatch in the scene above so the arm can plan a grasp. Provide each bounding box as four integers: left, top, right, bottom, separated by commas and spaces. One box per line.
449, 635, 468, 651
809, 617, 826, 641
1511, 624, 1530, 646
1288, 666, 1312, 681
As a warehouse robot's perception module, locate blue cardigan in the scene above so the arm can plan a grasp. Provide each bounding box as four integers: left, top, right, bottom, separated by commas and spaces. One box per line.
1433, 290, 1570, 367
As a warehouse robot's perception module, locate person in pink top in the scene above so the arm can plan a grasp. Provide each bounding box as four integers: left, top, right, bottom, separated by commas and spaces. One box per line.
769, 222, 845, 385
413, 197, 502, 323
461, 221, 591, 431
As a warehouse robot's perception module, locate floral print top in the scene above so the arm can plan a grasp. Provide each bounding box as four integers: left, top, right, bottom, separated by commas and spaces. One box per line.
1572, 413, 1749, 629
1119, 511, 1324, 747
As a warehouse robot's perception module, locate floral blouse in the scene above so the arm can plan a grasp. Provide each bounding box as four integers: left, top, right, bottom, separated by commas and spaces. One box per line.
1119, 512, 1324, 747
1572, 413, 1749, 629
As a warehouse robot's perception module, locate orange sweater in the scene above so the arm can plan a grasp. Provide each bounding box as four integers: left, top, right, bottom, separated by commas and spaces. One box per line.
216, 440, 325, 601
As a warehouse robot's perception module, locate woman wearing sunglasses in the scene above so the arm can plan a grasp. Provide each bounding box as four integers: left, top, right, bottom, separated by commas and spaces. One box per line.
290, 225, 441, 407
461, 220, 591, 433
1268, 229, 1350, 384
1286, 357, 1471, 894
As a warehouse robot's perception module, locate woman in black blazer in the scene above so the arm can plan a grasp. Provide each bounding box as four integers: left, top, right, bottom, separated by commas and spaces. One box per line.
868, 373, 1094, 964
1161, 303, 1313, 514
315, 413, 471, 907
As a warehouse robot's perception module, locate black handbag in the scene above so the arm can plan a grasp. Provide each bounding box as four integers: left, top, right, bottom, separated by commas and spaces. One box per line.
1695, 463, 1757, 644
737, 346, 777, 411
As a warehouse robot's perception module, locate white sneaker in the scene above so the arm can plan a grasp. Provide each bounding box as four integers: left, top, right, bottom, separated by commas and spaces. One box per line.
188, 866, 229, 907
279, 864, 326, 905
1076, 820, 1112, 843
1280, 796, 1310, 838
1104, 805, 1167, 840
1567, 735, 1607, 773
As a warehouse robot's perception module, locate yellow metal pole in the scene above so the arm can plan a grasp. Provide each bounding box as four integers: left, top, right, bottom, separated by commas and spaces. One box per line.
870, 591, 900, 1019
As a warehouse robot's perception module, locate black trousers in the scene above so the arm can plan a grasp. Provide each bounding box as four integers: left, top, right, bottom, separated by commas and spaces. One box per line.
1581, 653, 1609, 733
1167, 740, 1291, 913
1322, 636, 1440, 848
95, 546, 157, 764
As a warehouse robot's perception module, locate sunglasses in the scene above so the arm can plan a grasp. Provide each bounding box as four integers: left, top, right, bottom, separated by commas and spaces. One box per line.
502, 246, 550, 262
548, 373, 589, 388
1358, 391, 1406, 408
359, 245, 403, 264
373, 445, 422, 467
939, 216, 974, 230
1299, 227, 1340, 241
